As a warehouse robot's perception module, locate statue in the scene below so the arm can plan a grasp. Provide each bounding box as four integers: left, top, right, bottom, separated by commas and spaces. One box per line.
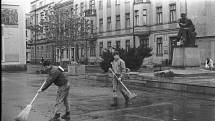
176, 13, 197, 47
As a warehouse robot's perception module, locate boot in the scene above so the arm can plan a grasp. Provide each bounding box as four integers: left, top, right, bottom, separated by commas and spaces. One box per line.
61, 111, 70, 119
111, 97, 118, 107
49, 113, 60, 121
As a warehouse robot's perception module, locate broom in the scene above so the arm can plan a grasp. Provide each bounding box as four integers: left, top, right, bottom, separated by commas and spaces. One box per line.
14, 80, 46, 121
109, 68, 137, 99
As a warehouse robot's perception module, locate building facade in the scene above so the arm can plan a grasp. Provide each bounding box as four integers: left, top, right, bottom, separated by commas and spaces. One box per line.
95, 0, 215, 65
29, 0, 57, 63
1, 1, 26, 71
28, 0, 215, 65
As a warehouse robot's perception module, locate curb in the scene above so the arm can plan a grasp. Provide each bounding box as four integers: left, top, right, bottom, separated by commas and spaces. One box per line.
86, 73, 215, 96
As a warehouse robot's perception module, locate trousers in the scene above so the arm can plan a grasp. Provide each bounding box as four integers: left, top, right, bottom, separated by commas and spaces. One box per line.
112, 74, 129, 99
54, 83, 70, 114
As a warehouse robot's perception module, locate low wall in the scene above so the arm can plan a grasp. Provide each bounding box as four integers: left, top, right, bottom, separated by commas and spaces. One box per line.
2, 64, 27, 71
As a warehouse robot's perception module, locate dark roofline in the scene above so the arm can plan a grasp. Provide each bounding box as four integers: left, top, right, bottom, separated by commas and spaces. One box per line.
30, 2, 54, 13
54, 0, 73, 9
2, 4, 19, 6
31, 0, 40, 4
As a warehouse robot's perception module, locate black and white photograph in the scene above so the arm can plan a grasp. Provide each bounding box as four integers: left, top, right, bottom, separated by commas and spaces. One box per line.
1, 0, 215, 121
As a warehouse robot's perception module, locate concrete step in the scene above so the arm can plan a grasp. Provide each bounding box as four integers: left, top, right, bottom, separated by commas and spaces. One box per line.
86, 73, 215, 96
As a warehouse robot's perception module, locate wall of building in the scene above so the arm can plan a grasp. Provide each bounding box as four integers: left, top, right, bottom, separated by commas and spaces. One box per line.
2, 2, 26, 71
28, 0, 215, 65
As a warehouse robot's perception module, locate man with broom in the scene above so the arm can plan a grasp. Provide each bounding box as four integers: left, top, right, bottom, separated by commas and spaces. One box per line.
38, 61, 71, 121
109, 51, 135, 106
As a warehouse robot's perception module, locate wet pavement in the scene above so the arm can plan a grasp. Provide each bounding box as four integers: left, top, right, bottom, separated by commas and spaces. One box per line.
2, 72, 215, 121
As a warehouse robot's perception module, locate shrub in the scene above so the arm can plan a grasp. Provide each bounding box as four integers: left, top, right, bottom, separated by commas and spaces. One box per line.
100, 49, 114, 72
100, 45, 152, 72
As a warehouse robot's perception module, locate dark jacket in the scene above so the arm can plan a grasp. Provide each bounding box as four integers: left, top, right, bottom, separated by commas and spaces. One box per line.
41, 66, 68, 91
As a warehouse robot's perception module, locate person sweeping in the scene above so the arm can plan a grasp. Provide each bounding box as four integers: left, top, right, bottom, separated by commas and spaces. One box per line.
37, 61, 71, 121
109, 51, 136, 106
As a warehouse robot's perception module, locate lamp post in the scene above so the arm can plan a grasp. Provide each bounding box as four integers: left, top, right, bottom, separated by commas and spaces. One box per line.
132, 0, 136, 48
34, 10, 37, 64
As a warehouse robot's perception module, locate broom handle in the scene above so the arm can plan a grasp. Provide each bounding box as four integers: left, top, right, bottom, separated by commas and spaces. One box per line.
30, 80, 46, 105
109, 69, 132, 94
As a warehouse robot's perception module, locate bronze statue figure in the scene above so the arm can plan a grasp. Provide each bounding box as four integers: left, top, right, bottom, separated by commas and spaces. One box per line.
176, 13, 197, 47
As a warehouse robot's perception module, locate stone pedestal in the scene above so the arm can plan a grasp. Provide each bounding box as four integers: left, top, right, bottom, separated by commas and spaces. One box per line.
172, 47, 201, 67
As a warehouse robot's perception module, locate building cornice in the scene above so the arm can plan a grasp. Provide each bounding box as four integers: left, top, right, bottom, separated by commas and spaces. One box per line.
31, 0, 40, 4
54, 1, 73, 9
2, 4, 19, 6
30, 2, 54, 13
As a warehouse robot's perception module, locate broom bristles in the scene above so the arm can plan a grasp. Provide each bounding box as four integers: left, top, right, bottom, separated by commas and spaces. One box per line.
14, 105, 32, 121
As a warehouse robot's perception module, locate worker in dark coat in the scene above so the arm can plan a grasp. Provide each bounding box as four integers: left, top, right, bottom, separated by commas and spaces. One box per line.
38, 61, 70, 121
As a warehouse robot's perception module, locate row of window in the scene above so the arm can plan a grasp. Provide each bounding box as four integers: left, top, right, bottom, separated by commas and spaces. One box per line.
99, 9, 147, 32
156, 4, 176, 24
99, 0, 147, 9
98, 38, 165, 56
73, 0, 95, 15
99, 3, 176, 32
99, 40, 131, 55
31, 38, 164, 57
31, 0, 47, 11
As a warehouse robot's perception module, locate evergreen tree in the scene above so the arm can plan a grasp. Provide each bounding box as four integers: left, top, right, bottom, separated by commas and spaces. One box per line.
100, 45, 152, 72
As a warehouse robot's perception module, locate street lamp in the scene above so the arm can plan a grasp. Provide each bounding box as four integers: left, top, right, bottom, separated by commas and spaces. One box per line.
133, 0, 136, 48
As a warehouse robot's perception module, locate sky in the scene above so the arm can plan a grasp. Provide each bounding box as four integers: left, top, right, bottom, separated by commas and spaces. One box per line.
2, 0, 31, 13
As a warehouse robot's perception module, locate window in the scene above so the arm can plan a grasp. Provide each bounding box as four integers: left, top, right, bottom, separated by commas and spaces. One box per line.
134, 10, 139, 26
35, 14, 38, 25
26, 30, 28, 37
143, 9, 147, 25
80, 2, 84, 14
99, 18, 103, 32
75, 4, 78, 15
156, 38, 163, 56
81, 45, 84, 57
89, 0, 95, 9
125, 13, 130, 28
107, 41, 112, 50
140, 38, 149, 47
66, 48, 69, 58
116, 15, 120, 30
90, 46, 96, 56
107, 17, 111, 31
39, 1, 43, 7
116, 0, 120, 5
61, 49, 64, 58
57, 49, 60, 59
135, 0, 147, 3
90, 42, 96, 56
126, 40, 130, 51
107, 0, 111, 8
99, 42, 103, 56
90, 20, 94, 33
156, 7, 163, 24
70, 8, 74, 16
116, 41, 121, 49
169, 4, 176, 22
99, 0, 103, 9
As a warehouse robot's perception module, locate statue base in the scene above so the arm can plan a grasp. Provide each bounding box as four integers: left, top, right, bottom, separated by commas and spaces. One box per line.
172, 47, 201, 67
